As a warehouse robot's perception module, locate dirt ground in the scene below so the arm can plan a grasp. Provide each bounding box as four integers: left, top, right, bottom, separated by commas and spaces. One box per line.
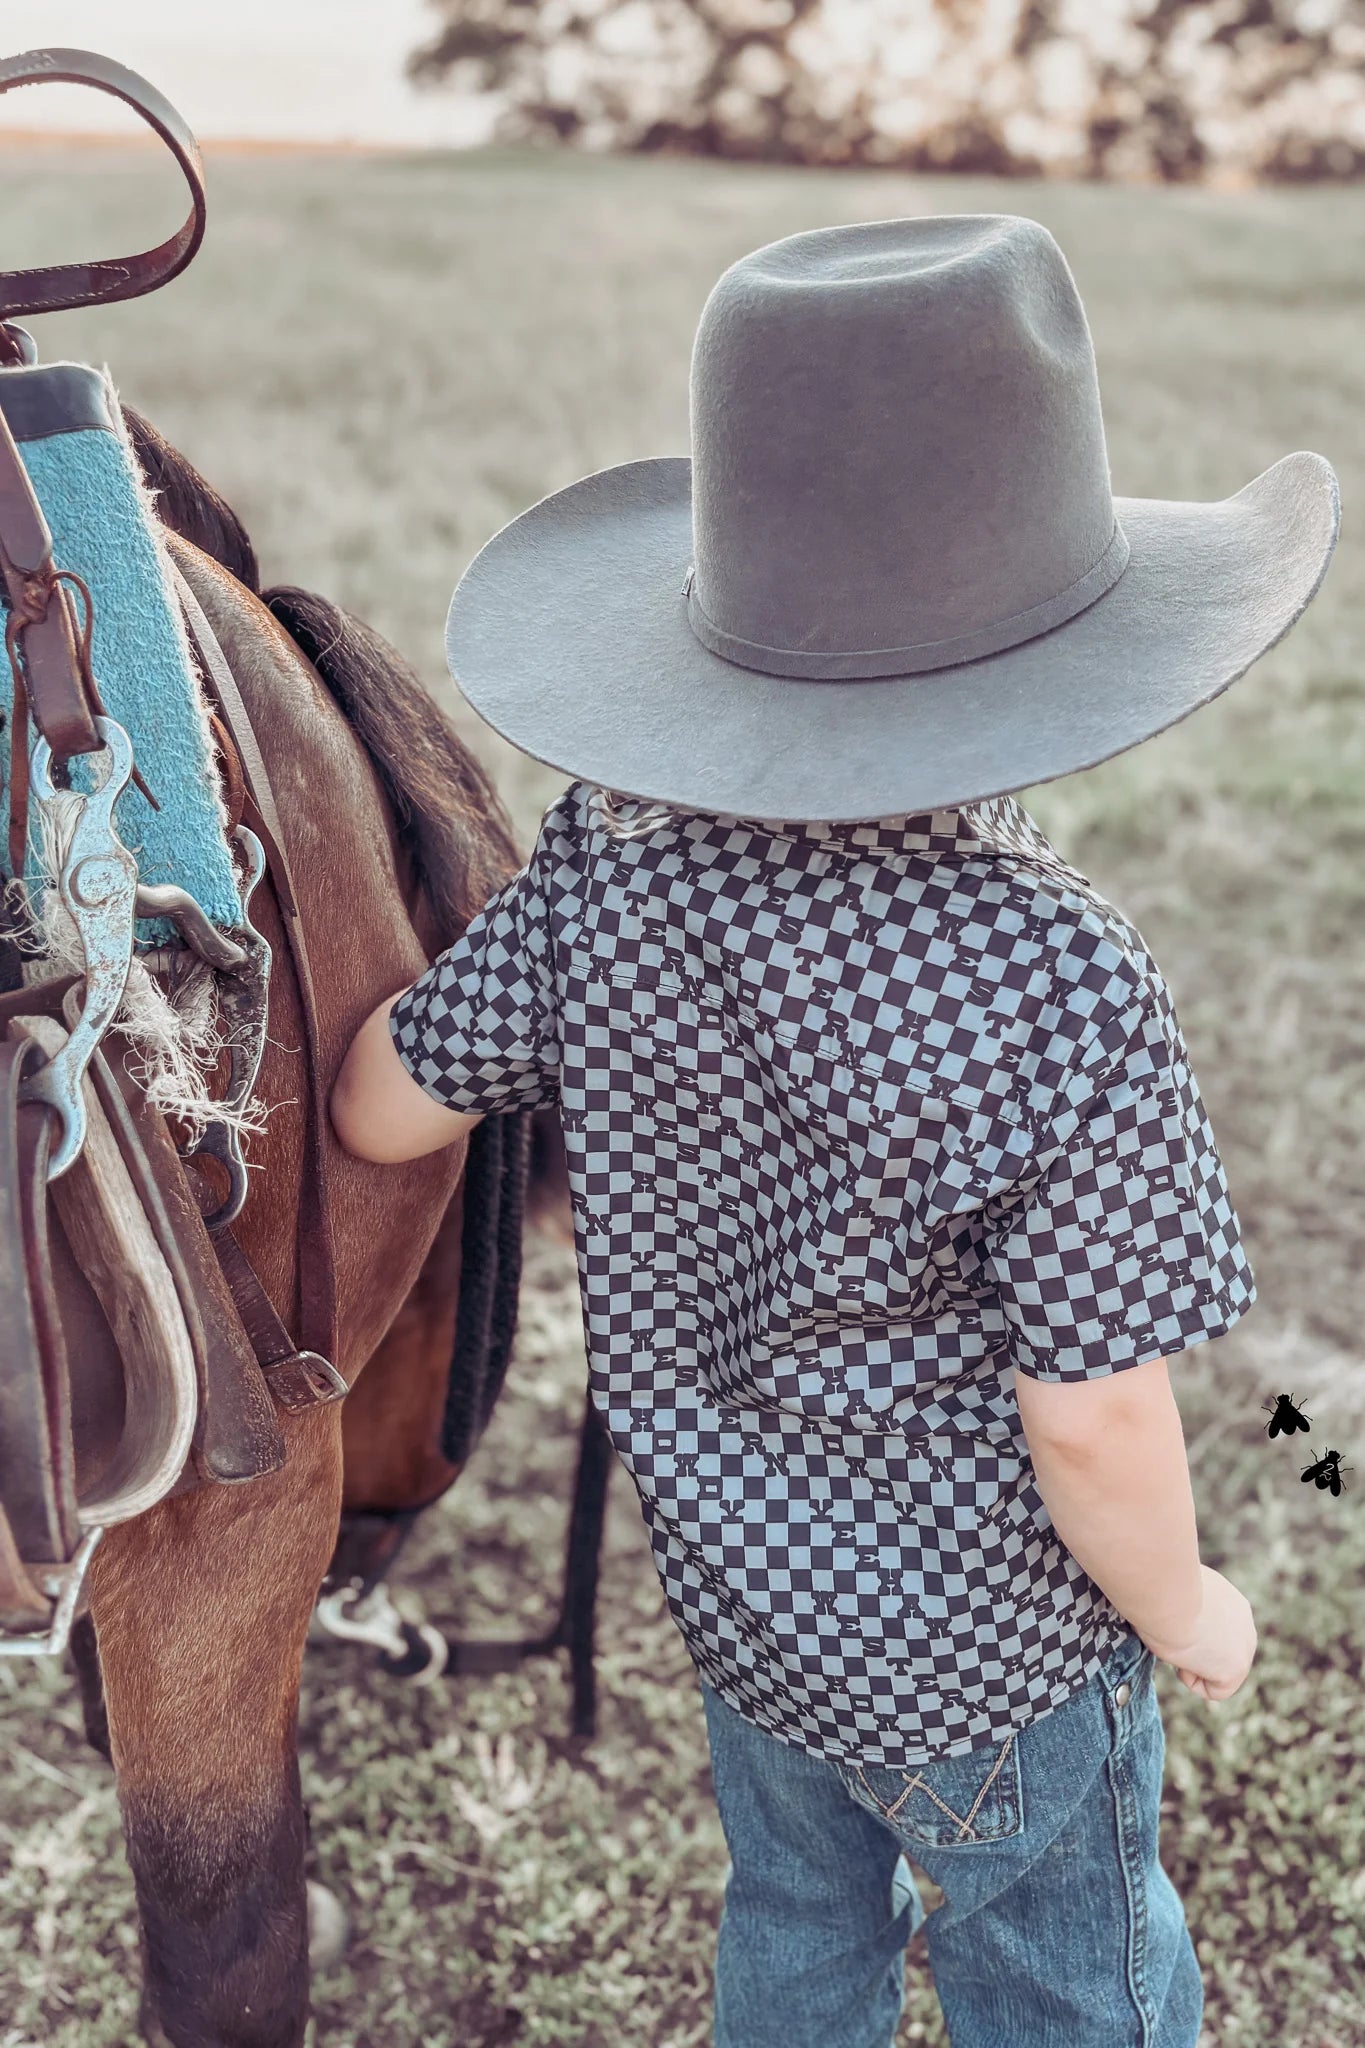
0, 144, 1362, 2047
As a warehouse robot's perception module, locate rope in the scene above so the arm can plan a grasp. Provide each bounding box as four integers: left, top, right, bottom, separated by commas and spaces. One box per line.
440, 1106, 611, 1740
441, 1107, 531, 1468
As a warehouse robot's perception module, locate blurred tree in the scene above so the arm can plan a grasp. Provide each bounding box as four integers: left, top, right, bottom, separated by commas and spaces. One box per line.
409, 0, 1365, 183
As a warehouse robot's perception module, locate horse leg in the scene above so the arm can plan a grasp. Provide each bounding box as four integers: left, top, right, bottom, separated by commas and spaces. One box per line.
88, 1404, 342, 2048
79, 536, 494, 2037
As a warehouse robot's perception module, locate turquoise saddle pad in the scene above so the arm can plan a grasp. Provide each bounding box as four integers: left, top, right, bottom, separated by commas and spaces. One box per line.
0, 361, 241, 941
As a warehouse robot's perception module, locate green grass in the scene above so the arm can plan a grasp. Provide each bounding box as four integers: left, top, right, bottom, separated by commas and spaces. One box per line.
0, 142, 1363, 2047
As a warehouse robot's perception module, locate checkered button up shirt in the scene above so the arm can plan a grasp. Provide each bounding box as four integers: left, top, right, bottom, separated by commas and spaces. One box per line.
390, 780, 1254, 1768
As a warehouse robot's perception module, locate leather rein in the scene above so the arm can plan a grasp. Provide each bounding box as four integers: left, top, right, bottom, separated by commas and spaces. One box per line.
171, 566, 341, 1400
0, 48, 206, 330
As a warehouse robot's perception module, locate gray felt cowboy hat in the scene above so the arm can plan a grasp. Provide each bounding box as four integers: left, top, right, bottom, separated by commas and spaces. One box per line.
445, 213, 1340, 822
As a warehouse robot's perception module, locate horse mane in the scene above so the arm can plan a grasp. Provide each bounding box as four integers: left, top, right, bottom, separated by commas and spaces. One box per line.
122, 406, 524, 941
124, 406, 263, 595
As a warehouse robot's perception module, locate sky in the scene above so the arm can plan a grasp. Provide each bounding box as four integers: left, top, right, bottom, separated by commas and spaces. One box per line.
0, 1, 491, 147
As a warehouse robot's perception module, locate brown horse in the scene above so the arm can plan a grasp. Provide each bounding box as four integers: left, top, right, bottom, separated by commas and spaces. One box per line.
68, 408, 563, 2048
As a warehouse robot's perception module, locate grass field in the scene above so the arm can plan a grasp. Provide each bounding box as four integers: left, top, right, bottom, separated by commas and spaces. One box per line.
0, 140, 1363, 2048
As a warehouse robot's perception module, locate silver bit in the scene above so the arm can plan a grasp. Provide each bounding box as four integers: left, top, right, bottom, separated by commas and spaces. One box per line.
21, 718, 138, 1178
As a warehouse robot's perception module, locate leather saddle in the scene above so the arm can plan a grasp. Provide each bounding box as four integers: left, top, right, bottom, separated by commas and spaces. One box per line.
0, 47, 346, 1652
0, 978, 287, 1637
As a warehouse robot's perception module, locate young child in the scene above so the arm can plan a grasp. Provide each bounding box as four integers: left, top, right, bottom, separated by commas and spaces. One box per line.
330, 216, 1339, 2048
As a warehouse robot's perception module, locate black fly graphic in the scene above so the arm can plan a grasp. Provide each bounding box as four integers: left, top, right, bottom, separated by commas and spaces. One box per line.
1300, 1447, 1352, 1498
1262, 1392, 1311, 1439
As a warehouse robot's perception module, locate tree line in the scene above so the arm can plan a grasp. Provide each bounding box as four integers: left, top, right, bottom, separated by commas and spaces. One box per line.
410, 1, 1365, 184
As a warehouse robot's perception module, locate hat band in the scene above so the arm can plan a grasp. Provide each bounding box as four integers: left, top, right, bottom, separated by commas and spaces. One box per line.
685, 519, 1131, 681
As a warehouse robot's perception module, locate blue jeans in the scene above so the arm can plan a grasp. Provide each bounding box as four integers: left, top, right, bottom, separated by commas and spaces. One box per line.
701, 1627, 1203, 2048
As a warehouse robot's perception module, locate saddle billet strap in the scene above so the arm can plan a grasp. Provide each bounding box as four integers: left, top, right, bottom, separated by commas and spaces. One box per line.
212, 1228, 347, 1413
0, 1033, 80, 1568
0, 49, 207, 323
168, 562, 340, 1382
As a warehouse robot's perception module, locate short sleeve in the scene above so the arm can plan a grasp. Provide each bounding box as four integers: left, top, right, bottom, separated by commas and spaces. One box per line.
388, 840, 560, 1116
981, 982, 1255, 1382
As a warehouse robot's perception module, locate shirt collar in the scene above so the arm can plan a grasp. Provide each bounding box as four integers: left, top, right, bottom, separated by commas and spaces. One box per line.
582, 783, 1059, 871
718, 804, 999, 860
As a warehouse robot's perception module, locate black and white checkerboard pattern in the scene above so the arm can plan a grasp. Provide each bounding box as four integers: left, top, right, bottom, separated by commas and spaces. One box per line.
391, 781, 1253, 1768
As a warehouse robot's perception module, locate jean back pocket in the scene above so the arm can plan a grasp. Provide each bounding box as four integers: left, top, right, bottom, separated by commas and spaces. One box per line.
842, 1730, 1022, 1849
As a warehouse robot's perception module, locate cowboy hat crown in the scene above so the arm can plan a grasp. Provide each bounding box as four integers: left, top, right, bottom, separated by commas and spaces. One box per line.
687, 214, 1128, 681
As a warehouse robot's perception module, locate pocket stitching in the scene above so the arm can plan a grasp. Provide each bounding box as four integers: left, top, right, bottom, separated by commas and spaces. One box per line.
854, 1732, 1018, 1844
953, 1730, 1016, 1840
905, 1773, 976, 1839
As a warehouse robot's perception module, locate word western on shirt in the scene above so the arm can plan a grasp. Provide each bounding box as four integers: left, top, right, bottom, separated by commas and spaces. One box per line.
390, 782, 1252, 1768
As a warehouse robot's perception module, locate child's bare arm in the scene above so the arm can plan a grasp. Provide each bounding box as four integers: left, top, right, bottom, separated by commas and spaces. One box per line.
331, 990, 486, 1163
1016, 1357, 1257, 1699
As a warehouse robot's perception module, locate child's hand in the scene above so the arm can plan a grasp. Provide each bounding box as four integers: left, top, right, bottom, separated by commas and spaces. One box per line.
1137, 1565, 1257, 1701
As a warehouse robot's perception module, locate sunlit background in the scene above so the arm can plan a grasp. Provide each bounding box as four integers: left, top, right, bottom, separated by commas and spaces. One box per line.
1, 9, 1363, 2048
0, 0, 486, 145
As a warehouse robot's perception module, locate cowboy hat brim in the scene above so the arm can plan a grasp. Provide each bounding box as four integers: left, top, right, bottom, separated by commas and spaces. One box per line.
444, 449, 1340, 823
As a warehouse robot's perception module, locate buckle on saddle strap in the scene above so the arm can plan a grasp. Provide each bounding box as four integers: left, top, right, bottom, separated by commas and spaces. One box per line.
260, 1350, 348, 1413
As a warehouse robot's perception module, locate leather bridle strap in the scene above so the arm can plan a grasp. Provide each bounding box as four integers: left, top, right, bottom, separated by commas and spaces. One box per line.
0, 403, 102, 804
0, 49, 207, 325
168, 563, 340, 1377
